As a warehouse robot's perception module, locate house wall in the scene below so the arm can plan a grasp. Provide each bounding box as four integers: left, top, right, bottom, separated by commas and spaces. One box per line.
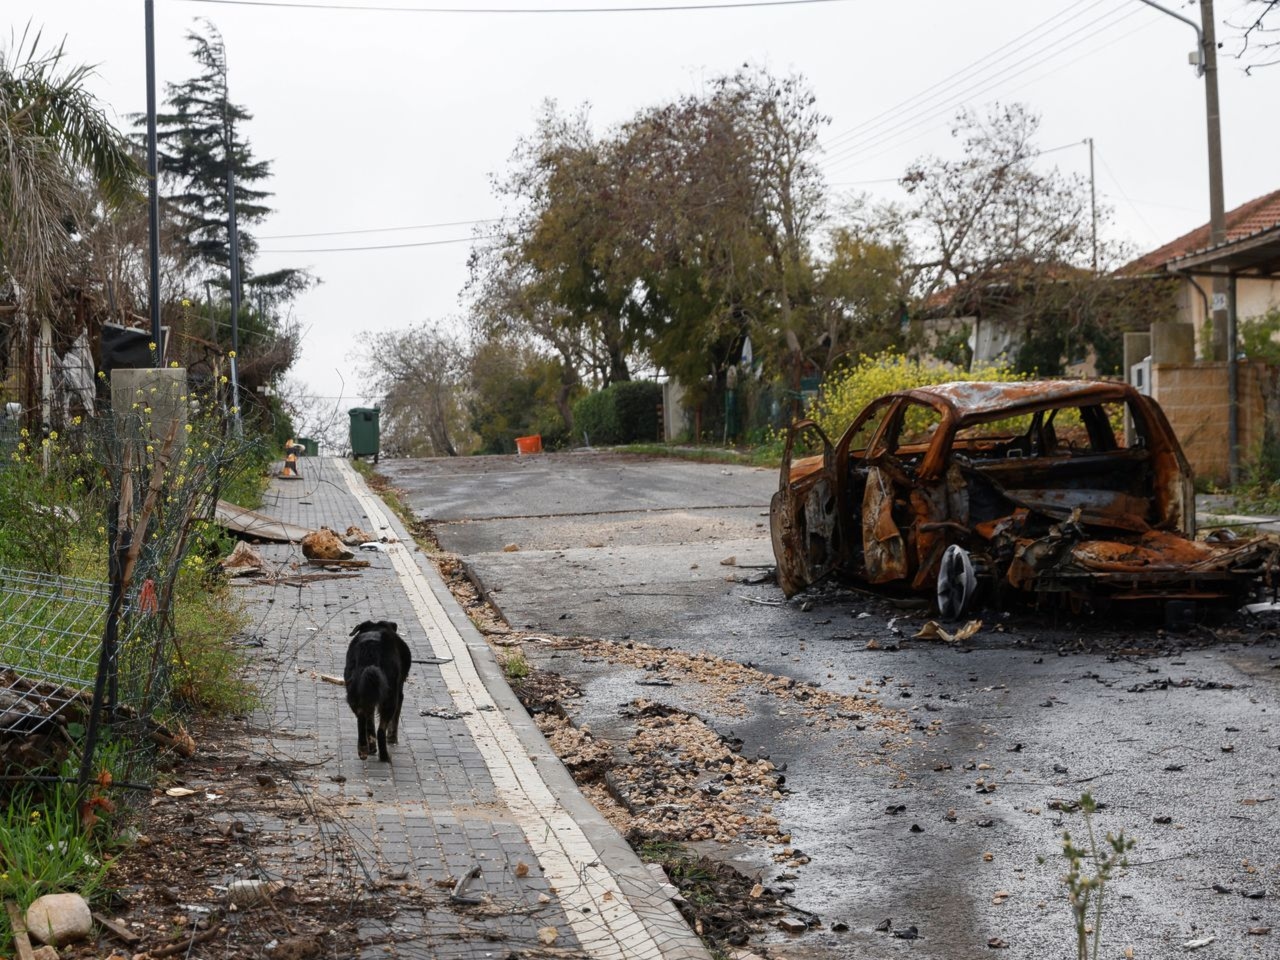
1150, 360, 1280, 485
1178, 277, 1280, 355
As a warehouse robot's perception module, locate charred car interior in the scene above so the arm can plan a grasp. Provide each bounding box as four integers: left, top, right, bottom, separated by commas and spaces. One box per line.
770, 381, 1279, 617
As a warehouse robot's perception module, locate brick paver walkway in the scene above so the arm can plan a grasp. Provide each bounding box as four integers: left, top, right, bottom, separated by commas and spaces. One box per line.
232, 457, 706, 960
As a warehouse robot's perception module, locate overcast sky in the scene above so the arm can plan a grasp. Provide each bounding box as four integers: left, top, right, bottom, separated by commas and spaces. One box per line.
19, 0, 1280, 421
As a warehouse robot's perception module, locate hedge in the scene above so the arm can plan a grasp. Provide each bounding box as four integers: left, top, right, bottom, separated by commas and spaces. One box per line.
573, 380, 663, 446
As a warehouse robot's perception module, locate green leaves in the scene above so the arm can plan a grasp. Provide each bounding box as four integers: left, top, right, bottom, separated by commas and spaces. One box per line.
0, 24, 142, 307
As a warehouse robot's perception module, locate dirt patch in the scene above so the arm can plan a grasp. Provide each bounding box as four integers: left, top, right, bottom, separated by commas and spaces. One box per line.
52, 718, 384, 960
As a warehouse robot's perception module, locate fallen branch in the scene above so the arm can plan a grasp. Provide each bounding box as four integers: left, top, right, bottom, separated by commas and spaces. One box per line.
149, 922, 227, 958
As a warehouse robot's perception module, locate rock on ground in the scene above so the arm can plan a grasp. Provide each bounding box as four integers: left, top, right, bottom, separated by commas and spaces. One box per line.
25, 892, 92, 945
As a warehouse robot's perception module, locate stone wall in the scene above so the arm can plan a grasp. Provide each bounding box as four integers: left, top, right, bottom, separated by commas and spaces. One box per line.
1150, 361, 1280, 485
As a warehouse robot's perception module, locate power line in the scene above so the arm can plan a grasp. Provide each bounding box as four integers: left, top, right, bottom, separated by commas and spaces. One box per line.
820, 0, 1101, 154
179, 0, 849, 13
1093, 147, 1162, 247
258, 232, 500, 253
821, 2, 1147, 174
828, 140, 1087, 189
258, 217, 501, 240
822, 2, 1138, 170
830, 12, 1156, 177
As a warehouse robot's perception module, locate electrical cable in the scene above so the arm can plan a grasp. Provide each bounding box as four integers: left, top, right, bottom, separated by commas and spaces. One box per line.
822, 1, 1146, 173
258, 232, 501, 253
178, 0, 850, 14
820, 0, 1103, 154
258, 217, 501, 240
1093, 146, 1163, 247
826, 11, 1156, 177
827, 139, 1086, 189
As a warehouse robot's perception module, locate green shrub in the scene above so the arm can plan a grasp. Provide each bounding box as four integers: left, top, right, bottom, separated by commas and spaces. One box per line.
573, 381, 663, 446
808, 351, 1026, 439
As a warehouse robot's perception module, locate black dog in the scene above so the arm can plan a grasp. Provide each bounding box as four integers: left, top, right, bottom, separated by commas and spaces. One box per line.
344, 620, 411, 761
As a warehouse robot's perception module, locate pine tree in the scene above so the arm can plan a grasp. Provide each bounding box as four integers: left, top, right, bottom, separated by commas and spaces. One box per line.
139, 22, 308, 306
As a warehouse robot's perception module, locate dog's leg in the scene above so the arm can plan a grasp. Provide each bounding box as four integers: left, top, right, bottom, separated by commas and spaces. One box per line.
376, 720, 390, 763
388, 686, 403, 744
357, 713, 369, 760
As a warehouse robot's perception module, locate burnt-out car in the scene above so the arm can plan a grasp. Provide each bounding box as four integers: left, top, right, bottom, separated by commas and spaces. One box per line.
770, 380, 1278, 616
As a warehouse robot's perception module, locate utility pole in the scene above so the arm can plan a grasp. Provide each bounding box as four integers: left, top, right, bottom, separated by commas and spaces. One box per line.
1086, 137, 1098, 273
1137, 0, 1229, 357
144, 0, 162, 363
1199, 0, 1229, 362
222, 55, 243, 438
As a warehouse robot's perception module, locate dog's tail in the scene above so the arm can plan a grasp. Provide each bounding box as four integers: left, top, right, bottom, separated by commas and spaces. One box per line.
354, 665, 387, 708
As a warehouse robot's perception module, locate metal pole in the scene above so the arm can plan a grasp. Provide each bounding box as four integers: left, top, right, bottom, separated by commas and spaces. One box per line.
80, 504, 127, 788
1086, 137, 1097, 273
1134, 1, 1228, 352
1227, 274, 1238, 485
204, 279, 215, 342
223, 64, 243, 437
144, 0, 162, 364
1200, 1, 1230, 363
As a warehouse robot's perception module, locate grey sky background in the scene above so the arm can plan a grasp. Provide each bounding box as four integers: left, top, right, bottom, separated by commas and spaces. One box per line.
20, 0, 1280, 419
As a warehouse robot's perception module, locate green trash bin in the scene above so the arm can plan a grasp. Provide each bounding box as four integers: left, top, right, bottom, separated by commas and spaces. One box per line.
349, 407, 380, 462
298, 437, 319, 457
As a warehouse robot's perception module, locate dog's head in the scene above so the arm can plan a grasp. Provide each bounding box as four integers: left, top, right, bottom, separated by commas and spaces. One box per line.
351, 620, 399, 638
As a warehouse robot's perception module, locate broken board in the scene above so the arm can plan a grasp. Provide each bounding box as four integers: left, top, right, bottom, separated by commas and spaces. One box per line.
216, 500, 315, 544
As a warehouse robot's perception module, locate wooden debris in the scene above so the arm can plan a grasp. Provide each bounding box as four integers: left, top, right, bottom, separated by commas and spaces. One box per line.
5, 901, 36, 960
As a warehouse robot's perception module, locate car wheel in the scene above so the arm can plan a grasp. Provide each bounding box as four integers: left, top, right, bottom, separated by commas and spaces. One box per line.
937, 544, 977, 621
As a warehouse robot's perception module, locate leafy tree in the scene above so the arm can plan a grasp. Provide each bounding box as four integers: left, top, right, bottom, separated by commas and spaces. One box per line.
813, 214, 911, 371
614, 68, 827, 412
467, 226, 590, 435
469, 69, 827, 432
467, 335, 571, 453
900, 105, 1138, 375
360, 322, 471, 457
0, 27, 139, 309
1240, 307, 1280, 364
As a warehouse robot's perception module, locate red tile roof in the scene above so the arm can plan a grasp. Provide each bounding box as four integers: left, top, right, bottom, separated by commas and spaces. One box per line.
1128, 188, 1280, 272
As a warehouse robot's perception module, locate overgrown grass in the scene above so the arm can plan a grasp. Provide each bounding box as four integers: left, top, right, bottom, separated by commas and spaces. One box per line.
0, 746, 130, 952
606, 442, 781, 469
170, 565, 257, 714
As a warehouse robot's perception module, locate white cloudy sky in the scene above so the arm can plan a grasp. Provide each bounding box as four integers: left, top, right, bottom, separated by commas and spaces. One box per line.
19, 0, 1280, 414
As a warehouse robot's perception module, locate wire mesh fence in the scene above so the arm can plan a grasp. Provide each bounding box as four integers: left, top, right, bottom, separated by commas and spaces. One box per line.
0, 356, 265, 794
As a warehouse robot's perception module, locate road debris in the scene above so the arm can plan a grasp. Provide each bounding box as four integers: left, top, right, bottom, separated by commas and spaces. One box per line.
913, 619, 983, 643
301, 528, 354, 561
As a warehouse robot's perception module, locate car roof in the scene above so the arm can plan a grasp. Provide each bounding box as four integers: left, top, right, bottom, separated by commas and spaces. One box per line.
899, 379, 1134, 423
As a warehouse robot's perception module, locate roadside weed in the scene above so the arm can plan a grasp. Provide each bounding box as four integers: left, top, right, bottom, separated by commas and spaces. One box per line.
1049, 792, 1135, 960
500, 649, 531, 681
170, 568, 257, 713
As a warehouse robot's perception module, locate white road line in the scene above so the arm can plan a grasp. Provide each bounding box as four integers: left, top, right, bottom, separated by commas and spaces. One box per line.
335, 460, 670, 960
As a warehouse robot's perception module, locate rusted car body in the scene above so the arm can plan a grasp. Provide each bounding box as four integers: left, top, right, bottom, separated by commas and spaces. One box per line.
770, 380, 1277, 614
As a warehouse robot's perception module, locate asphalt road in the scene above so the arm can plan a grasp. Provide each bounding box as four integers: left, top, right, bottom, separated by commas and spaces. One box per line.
380, 451, 1280, 960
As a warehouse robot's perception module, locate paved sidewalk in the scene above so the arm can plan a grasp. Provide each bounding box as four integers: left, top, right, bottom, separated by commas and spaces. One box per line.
234, 456, 708, 960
